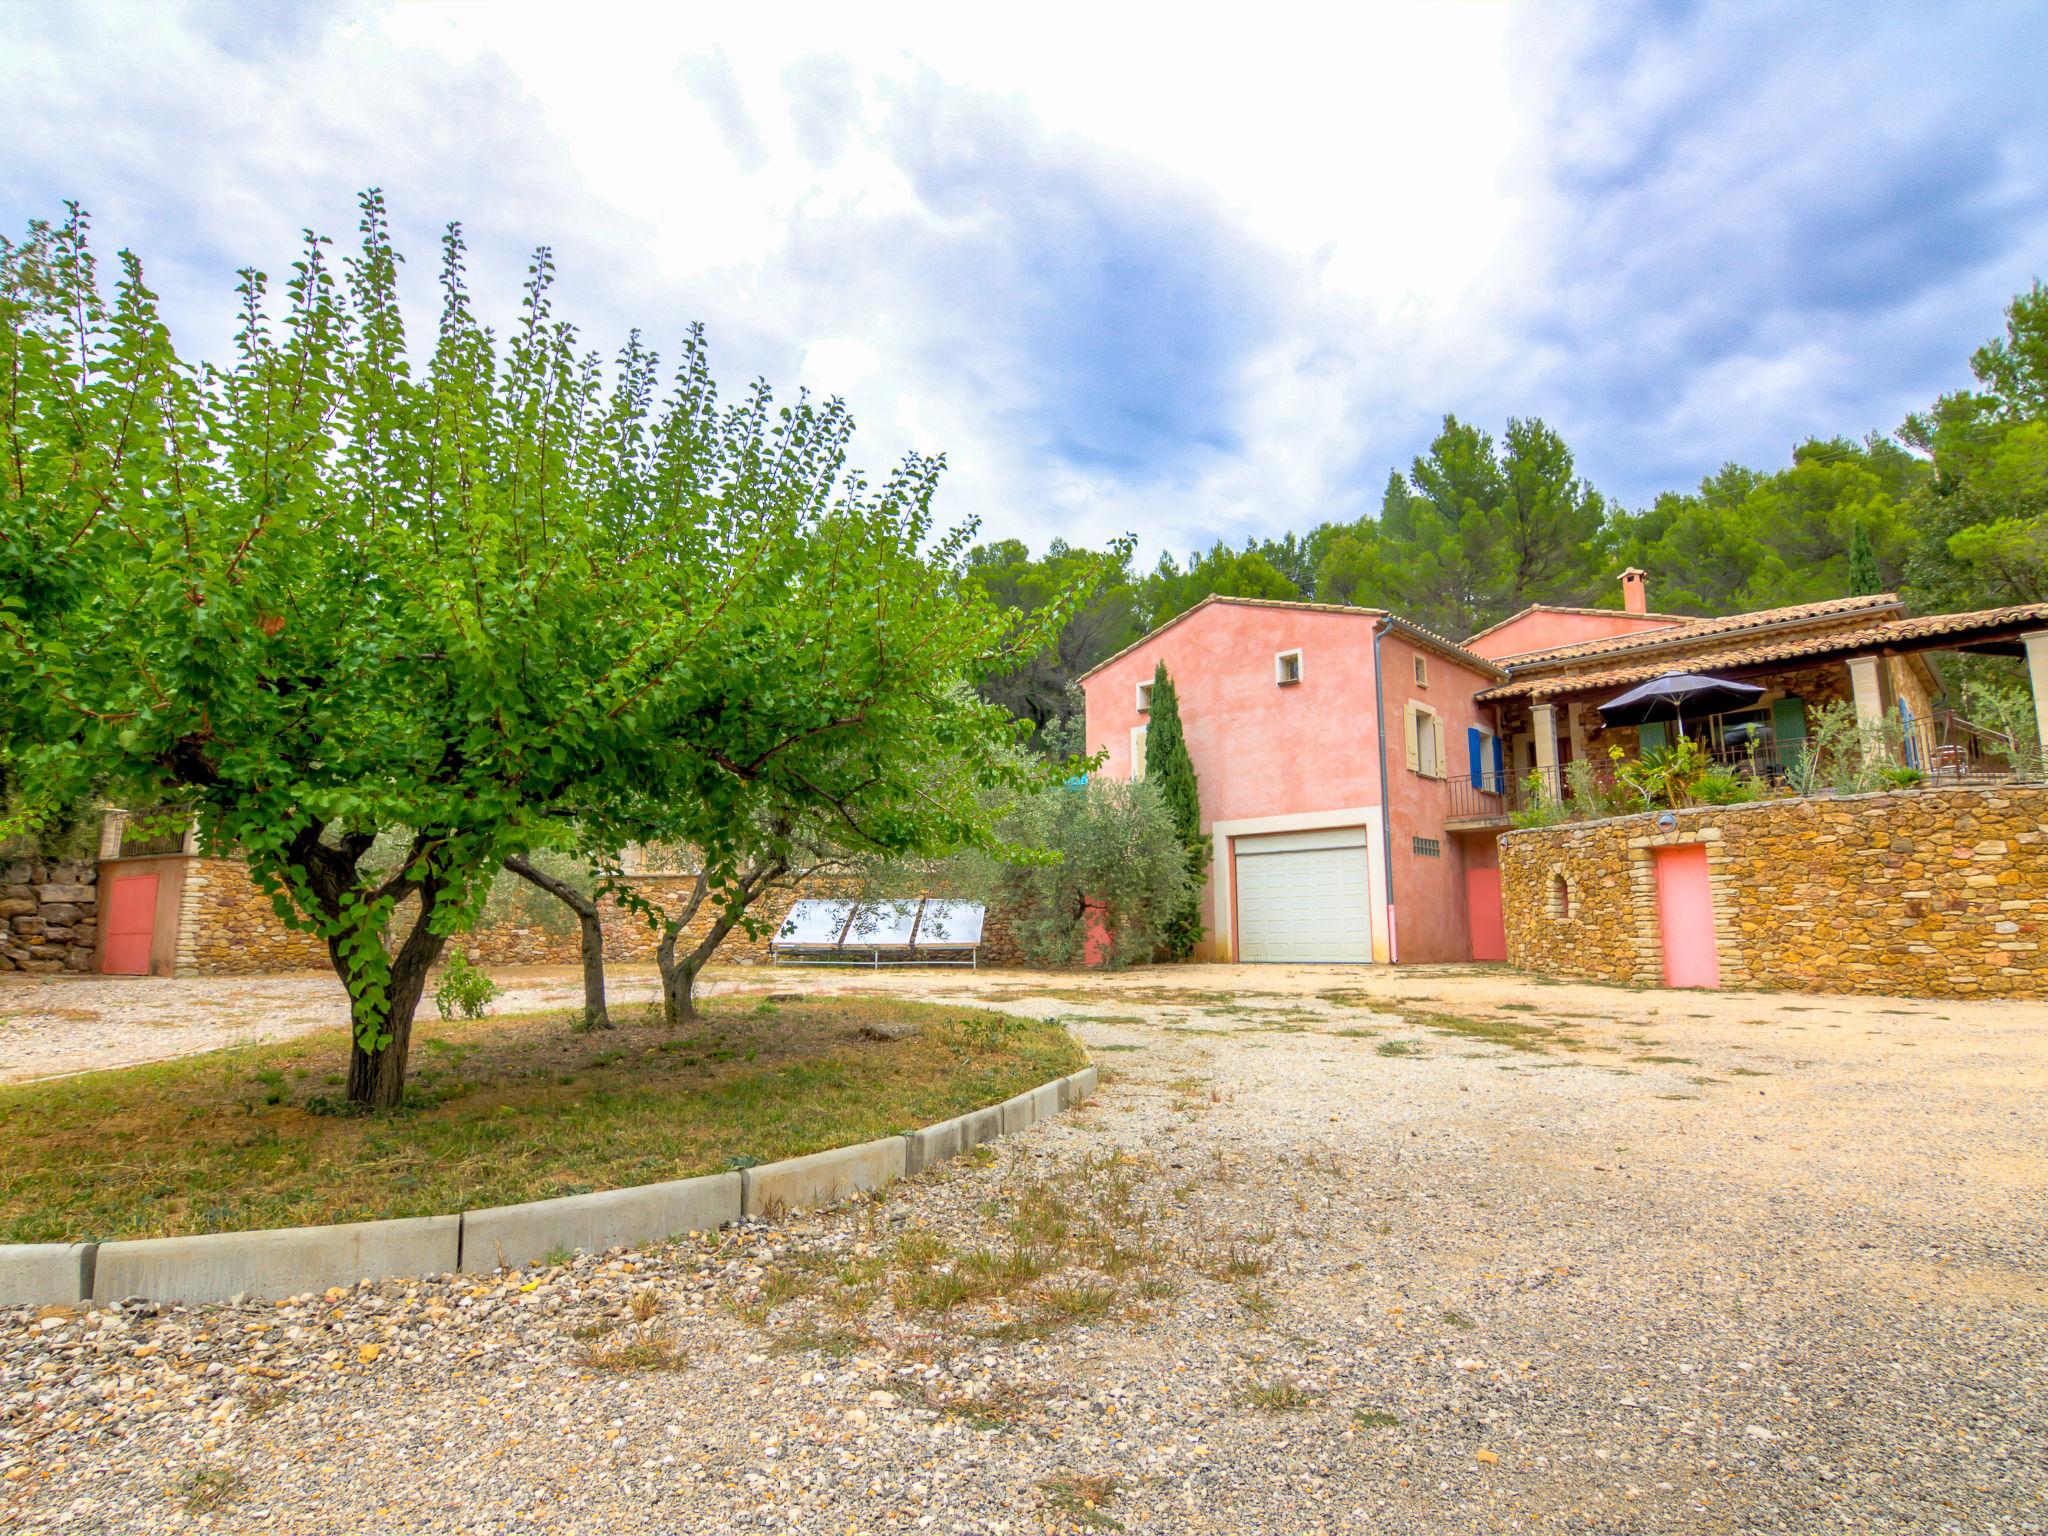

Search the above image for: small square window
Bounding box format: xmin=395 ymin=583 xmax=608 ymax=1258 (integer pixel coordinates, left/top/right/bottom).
xmin=1275 ymin=649 xmax=1303 ymax=686
xmin=1135 ymin=680 xmax=1153 ymax=714
xmin=1413 ymin=654 xmax=1429 ymax=687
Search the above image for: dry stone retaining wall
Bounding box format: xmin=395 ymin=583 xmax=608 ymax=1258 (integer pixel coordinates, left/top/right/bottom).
xmin=146 ymin=861 xmax=1024 ymax=977
xmin=1501 ymin=784 xmax=2048 ymax=998
xmin=0 ymin=857 xmax=98 ymax=974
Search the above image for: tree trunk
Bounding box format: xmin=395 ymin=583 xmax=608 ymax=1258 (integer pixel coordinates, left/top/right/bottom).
xmin=652 ymin=860 xmax=786 ymax=1024
xmin=338 ymin=911 xmax=447 ymax=1110
xmin=505 ymin=855 xmax=610 ymax=1029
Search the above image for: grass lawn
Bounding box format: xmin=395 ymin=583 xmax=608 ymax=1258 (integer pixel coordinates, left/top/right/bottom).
xmin=0 ymin=995 xmax=1084 ymax=1243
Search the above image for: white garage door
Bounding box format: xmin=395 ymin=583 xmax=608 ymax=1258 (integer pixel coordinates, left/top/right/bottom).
xmin=1235 ymin=827 xmax=1374 ymax=963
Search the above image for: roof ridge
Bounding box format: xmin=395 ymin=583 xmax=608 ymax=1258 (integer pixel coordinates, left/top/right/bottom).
xmin=1496 ymin=593 xmax=1903 ymax=671
xmin=1461 ymin=602 xmax=1696 ymax=646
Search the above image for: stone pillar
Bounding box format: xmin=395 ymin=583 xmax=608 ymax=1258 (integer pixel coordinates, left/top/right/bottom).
xmin=1846 ymin=655 xmax=1885 ymax=727
xmin=1531 ymin=702 xmax=1560 ymax=803
xmin=1567 ymin=700 xmax=1589 ymax=766
xmin=2024 ymin=631 xmax=2048 ymax=757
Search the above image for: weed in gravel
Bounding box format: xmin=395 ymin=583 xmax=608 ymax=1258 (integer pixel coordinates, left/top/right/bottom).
xmin=1038 ymin=1472 xmax=1123 ymax=1530
xmin=579 ymin=1333 xmax=690 ymax=1372
xmin=1094 ymin=1042 xmax=1146 ymax=1051
xmin=1199 ymin=1243 xmax=1272 ymax=1280
xmin=1440 ymin=1309 xmax=1476 ymax=1329
xmin=1136 ymin=1276 xmax=1181 ymax=1300
xmin=766 ymin=1322 xmax=874 ymax=1358
xmin=1411 ymin=1011 xmax=1569 ymax=1053
xmin=629 ymin=1290 xmax=661 ymax=1322
xmin=1376 ymin=1039 xmax=1424 ymax=1057
xmin=1239 ymin=1378 xmax=1318 ymax=1410
xmin=1236 ymin=1284 xmax=1276 ymax=1318
xmin=176 ymin=1466 xmax=244 ymax=1514
xmin=759 ymin=1268 xmax=819 ymax=1308
xmin=1035 ymin=1281 xmax=1120 ymax=1322
xmin=1353 ymin=1409 xmax=1401 ymax=1429
xmin=1332 ymin=1027 xmax=1379 ymax=1039
xmin=927 ymin=1379 xmax=1041 ymax=1429
xmin=719 ymin=1294 xmax=772 ymax=1327
xmin=1633 ymin=1054 xmax=1697 ymax=1065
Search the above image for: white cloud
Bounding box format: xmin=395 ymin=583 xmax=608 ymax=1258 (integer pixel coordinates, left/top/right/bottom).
xmin=5 ymin=0 xmax=2044 ymax=562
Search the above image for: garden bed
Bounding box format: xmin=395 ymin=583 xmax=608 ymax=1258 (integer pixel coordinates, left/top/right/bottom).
xmin=0 ymin=995 xmax=1084 ymax=1243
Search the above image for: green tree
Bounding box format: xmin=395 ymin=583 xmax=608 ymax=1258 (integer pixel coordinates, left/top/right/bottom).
xmin=961 ymin=538 xmax=1140 ymax=749
xmin=1368 ymin=416 xmax=1610 ymax=638
xmin=1141 ymin=663 xmax=1208 ymax=958
xmin=968 ymin=776 xmax=1193 ymax=969
xmin=1136 ymin=543 xmax=1297 ymax=629
xmin=1847 ymin=523 xmax=1883 ymax=596
xmin=0 ymin=198 xmax=1079 ymax=1106
xmin=1903 ymin=281 xmax=2048 ymax=607
xmin=1610 ymin=437 xmax=1921 ymax=612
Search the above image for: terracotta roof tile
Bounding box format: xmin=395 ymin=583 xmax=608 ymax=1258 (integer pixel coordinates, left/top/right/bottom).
xmin=1476 ymin=603 xmax=2048 ymax=702
xmin=1461 ymin=602 xmax=1697 ymax=648
xmin=1494 ymin=592 xmax=1903 ymax=669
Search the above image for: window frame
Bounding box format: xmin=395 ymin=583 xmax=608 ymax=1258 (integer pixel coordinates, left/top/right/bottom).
xmin=1413 ymin=653 xmax=1429 ymax=688
xmin=1135 ymin=679 xmax=1154 ymax=714
xmin=1274 ymin=648 xmax=1303 ymax=686
xmin=1404 ymin=700 xmax=1446 ymax=779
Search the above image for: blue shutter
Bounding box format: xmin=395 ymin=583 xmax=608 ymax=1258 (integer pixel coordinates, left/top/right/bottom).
xmin=1468 ymin=726 xmax=1483 ymax=789
xmin=1492 ymin=733 xmax=1505 ymax=792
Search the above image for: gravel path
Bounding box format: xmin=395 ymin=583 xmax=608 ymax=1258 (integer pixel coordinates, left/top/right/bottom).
xmin=4 ymin=965 xmax=2044 ymax=1533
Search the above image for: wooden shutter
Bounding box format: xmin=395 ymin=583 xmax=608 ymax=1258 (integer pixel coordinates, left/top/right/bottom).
xmin=1771 ymin=696 xmax=1807 ymax=747
xmin=1403 ymin=703 xmax=1420 ymax=772
xmin=1639 ymin=720 xmax=1669 ymax=753
xmin=1467 ymin=726 xmax=1483 ymax=789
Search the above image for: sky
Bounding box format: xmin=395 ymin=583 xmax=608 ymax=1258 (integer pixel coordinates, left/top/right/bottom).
xmin=4 ymin=1 xmax=2045 ymax=566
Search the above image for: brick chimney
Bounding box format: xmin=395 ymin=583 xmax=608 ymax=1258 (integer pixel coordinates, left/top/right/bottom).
xmin=1620 ymin=567 xmax=1648 ymax=615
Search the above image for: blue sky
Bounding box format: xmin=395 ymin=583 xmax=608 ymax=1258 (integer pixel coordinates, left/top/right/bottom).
xmin=4 ymin=1 xmax=2044 ymax=563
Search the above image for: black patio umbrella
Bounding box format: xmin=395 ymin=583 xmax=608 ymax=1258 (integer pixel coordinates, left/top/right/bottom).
xmin=1596 ymin=671 xmax=1765 ymax=738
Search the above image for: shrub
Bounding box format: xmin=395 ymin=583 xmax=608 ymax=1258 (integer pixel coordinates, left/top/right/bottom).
xmin=980 ymin=777 xmax=1195 ymax=968
xmin=433 ymin=952 xmax=499 ymax=1021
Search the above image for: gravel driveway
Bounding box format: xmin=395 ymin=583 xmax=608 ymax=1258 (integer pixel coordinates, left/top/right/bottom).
xmin=4 ymin=964 xmax=2044 ymax=1534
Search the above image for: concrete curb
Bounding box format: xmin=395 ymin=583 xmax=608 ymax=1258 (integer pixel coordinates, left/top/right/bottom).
xmin=3 ymin=1056 xmax=1099 ymax=1306
xmin=743 ymin=1136 xmax=907 ymax=1217
xmin=460 ymin=1173 xmax=741 ymax=1274
xmin=0 ymin=1242 xmax=94 ymax=1308
xmin=92 ymin=1216 xmax=460 ymax=1307
xmin=902 ymin=1104 xmax=1003 ymax=1177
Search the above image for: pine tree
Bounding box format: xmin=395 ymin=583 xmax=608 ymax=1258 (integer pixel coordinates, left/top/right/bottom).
xmin=1143 ymin=663 xmax=1209 ymax=959
xmin=1847 ymin=523 xmax=1884 ymax=596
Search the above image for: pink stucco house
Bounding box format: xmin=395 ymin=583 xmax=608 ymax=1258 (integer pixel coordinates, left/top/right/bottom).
xmin=1080 ymin=574 xmax=2048 ymax=967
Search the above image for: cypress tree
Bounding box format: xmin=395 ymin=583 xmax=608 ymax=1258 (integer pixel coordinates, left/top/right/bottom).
xmin=1143 ymin=662 xmax=1209 ymax=959
xmin=1847 ymin=523 xmax=1884 ymax=596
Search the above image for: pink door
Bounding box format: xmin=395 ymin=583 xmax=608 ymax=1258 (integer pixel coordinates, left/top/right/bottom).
xmin=1653 ymin=845 xmax=1719 ymax=988
xmin=1465 ymin=865 xmax=1506 ymax=962
xmin=102 ymin=874 xmax=159 ymax=975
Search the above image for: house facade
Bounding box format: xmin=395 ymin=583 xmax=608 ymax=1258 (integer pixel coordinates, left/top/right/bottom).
xmin=1081 ymin=576 xmax=2048 ymax=970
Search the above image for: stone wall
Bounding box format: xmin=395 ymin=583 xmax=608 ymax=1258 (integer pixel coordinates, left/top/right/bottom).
xmin=0 ymin=857 xmax=98 ymax=974
xmin=160 ymin=861 xmax=1025 ymax=977
xmin=1501 ymin=784 xmax=2048 ymax=998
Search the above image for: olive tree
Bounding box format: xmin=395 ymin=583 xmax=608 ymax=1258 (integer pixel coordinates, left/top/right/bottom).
xmin=0 ymin=196 xmax=1087 ymax=1106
